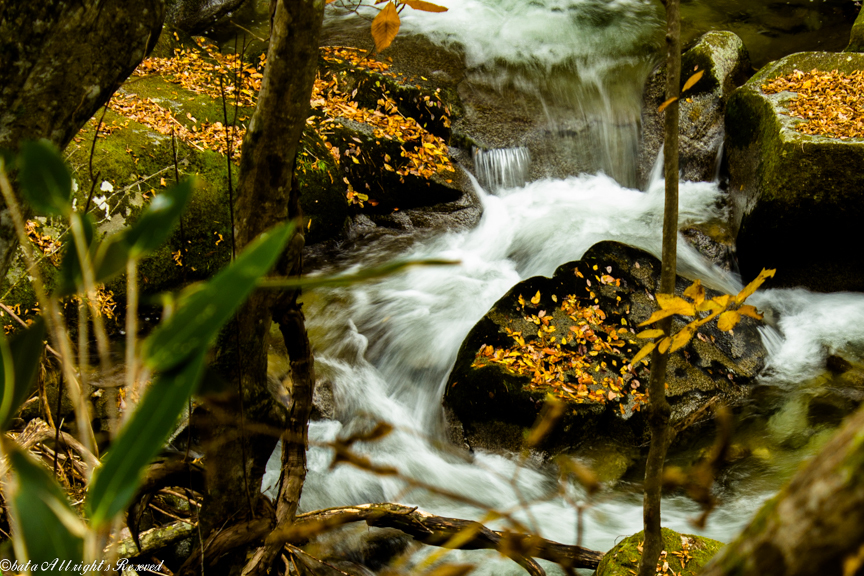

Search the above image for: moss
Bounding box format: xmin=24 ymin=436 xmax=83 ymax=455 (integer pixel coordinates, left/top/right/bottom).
xmin=726 ymin=51 xmax=864 ymax=291
xmin=845 ymin=7 xmax=864 ymax=53
xmin=594 ymin=527 xmax=724 ymax=576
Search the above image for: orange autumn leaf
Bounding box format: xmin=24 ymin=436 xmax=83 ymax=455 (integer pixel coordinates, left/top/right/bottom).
xmin=371 ymin=2 xmax=401 ymax=53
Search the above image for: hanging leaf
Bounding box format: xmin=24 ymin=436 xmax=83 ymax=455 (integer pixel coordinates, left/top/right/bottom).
xmin=143 ymin=222 xmax=293 ymax=372
xmin=18 ymin=140 xmax=73 ymax=217
xmin=658 ymin=97 xmax=678 ymax=113
xmin=656 ymin=294 xmax=696 ymax=316
xmin=717 ymin=310 xmax=741 ymax=332
xmin=56 ymin=212 xmax=97 ymax=297
xmin=0 ymin=318 xmax=45 ymax=432
xmin=736 ymin=269 xmax=776 ymax=304
xmin=636 ymin=329 xmax=665 ymax=339
xmin=6 ymin=443 xmax=85 ymax=568
xmin=738 ymin=304 xmax=764 ymax=320
xmin=638 ymin=308 xmax=680 ymax=326
xmin=403 ymin=0 xmax=448 ymax=12
xmin=696 ymin=298 xmax=723 ymax=313
xmin=657 ymin=336 xmax=672 ymax=355
xmin=371 ymin=2 xmax=401 ymax=53
xmin=93 ymin=180 xmax=195 ymax=284
xmin=683 ymin=279 xmax=705 ymax=305
xmin=682 ymin=70 xmax=705 ymax=93
xmin=631 ymin=342 xmax=656 ymax=366
xmin=87 ymin=351 xmax=206 ymax=526
xmin=668 ymin=325 xmax=696 ymax=353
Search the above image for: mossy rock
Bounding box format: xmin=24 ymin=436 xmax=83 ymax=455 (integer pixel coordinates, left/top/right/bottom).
xmin=320 ymin=54 xmax=460 ymax=142
xmin=726 ymin=51 xmax=864 ymax=292
xmin=594 ymin=527 xmax=724 ymax=576
xmin=639 ymin=31 xmax=751 ymax=187
xmin=845 ymin=7 xmax=864 ymax=52
xmin=444 ymin=241 xmax=766 ymax=453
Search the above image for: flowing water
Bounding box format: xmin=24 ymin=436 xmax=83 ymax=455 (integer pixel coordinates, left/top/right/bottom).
xmin=256 ymin=0 xmax=864 ymax=572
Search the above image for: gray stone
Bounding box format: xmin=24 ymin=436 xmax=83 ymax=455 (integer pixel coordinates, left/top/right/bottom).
xmin=638 ymin=31 xmax=751 ymax=188
xmin=725 ymin=51 xmax=864 ymax=292
xmin=443 ymin=241 xmax=766 ymax=454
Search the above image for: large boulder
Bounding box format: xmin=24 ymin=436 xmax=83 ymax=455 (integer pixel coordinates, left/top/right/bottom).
xmin=725 ymin=51 xmax=864 ymax=292
xmin=846 ymin=7 xmax=864 ymax=52
xmin=638 ymin=31 xmax=751 ymax=188
xmin=594 ymin=527 xmax=724 ymax=576
xmin=443 ymin=241 xmax=766 ymax=453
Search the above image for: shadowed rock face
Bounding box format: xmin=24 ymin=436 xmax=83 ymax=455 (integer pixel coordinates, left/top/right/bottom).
xmin=726 ymin=51 xmax=864 ymax=292
xmin=638 ymin=31 xmax=752 ymax=188
xmin=444 ymin=241 xmax=765 ymax=454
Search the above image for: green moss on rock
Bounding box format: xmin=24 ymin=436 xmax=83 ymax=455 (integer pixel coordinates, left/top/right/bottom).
xmin=726 ymin=51 xmax=864 ymax=292
xmin=845 ymin=8 xmax=864 ymax=53
xmin=594 ymin=528 xmax=724 ymax=576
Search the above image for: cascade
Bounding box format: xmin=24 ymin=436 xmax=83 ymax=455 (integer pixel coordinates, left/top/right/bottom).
xmin=473 ymin=147 xmax=531 ymax=191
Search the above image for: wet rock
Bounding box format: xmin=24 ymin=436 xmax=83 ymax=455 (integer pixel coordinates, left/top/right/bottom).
xmin=726 ymin=51 xmax=864 ymax=292
xmin=166 ymin=0 xmax=251 ymax=36
xmin=443 ymin=241 xmax=766 ymax=453
xmin=594 ymin=527 xmax=724 ymax=576
xmin=639 ymin=31 xmax=752 ymax=188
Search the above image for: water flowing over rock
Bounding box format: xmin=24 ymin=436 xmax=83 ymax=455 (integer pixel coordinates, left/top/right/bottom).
xmin=444 ymin=241 xmax=766 ymax=453
xmin=638 ymin=31 xmax=751 ymax=188
xmin=473 ymin=147 xmax=531 ymax=192
xmin=726 ymin=51 xmax=864 ymax=292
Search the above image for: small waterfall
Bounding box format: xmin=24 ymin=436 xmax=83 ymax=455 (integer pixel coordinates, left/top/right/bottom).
xmin=474 ymin=146 xmax=531 ymax=192
xmin=473 ymin=146 xmax=531 ymax=191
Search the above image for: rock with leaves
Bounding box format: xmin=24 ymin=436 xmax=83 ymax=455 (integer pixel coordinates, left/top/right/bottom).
xmin=444 ymin=241 xmax=766 ymax=453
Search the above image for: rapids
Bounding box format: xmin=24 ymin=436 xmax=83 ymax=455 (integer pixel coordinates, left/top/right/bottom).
xmin=257 ymin=0 xmax=864 ymax=572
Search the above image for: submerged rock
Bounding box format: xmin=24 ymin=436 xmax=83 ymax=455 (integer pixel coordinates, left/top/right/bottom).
xmin=594 ymin=527 xmax=724 ymax=576
xmin=726 ymin=51 xmax=864 ymax=292
xmin=639 ymin=31 xmax=751 ymax=187
xmin=443 ymin=241 xmax=766 ymax=453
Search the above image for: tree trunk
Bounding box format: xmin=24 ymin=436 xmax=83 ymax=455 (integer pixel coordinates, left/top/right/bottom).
xmin=638 ymin=1 xmax=680 ymax=575
xmin=196 ymin=0 xmax=324 ymax=571
xmin=700 ymin=405 xmax=864 ymax=576
xmin=0 ymin=0 xmax=165 ymax=277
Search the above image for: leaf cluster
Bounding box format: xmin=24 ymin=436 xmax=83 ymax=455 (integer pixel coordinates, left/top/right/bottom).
xmin=630 ymin=270 xmax=775 ymax=366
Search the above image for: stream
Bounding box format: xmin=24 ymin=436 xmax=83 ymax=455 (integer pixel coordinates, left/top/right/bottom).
xmin=252 ymin=0 xmax=864 ymax=572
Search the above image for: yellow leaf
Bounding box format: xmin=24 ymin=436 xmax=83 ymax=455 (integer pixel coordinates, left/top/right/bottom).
xmin=656 ymin=294 xmax=696 ymax=316
xmin=717 ymin=310 xmax=741 ymax=332
xmin=738 ymin=304 xmax=763 ymax=320
xmin=668 ymin=325 xmax=695 ymax=353
xmin=531 ymin=291 xmax=541 ymax=305
xmin=403 ymin=0 xmax=448 ymax=12
xmin=658 ymin=97 xmax=678 ymax=113
xmin=638 ymin=308 xmax=679 ymax=326
xmin=682 ymin=69 xmax=705 ymax=93
xmin=371 ymin=2 xmax=401 ymax=53
xmin=736 ymin=269 xmax=776 ymax=304
xmin=696 ymin=299 xmax=722 ymax=312
xmin=712 ymin=294 xmax=732 ymax=308
xmin=683 ymin=279 xmax=705 ymax=305
xmin=657 ymin=336 xmax=672 ymax=354
xmin=160 ymin=177 xmax=167 ymax=187
xmin=636 ymin=329 xmax=665 ymax=339
xmin=631 ymin=342 xmax=656 ymax=366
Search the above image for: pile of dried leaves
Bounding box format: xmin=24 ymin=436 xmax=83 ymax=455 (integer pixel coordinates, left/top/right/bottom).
xmin=111 ymin=39 xmax=454 ymax=191
xmin=472 ymin=266 xmax=648 ymax=412
xmin=762 ymin=68 xmax=864 ymax=139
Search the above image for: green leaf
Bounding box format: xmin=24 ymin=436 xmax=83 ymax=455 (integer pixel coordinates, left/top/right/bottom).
xmin=18 ymin=140 xmax=72 ymax=217
xmin=56 ymin=212 xmax=96 ymax=297
xmin=125 ymin=179 xmax=194 ymax=258
xmin=93 ymin=180 xmax=195 ymax=283
xmin=0 ymin=318 xmax=45 ymax=431
xmin=86 ymin=351 xmax=206 ymax=526
xmin=6 ymin=443 xmax=85 ymax=568
xmin=143 ymin=222 xmax=294 ymax=372
xmin=256 ymin=258 xmax=458 ymax=290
